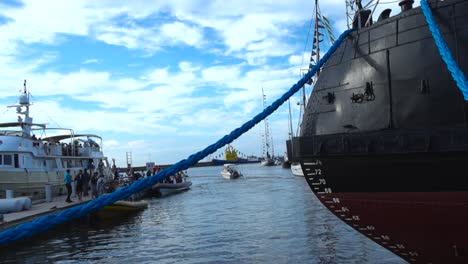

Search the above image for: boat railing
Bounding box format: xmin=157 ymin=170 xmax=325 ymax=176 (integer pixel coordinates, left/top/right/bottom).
xmin=23 ymin=140 xmax=103 ymax=158
xmin=0 ymin=130 xmax=28 ymax=137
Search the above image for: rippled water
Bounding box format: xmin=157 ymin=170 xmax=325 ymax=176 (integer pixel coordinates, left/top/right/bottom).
xmin=1 ymin=164 xmax=406 ymax=263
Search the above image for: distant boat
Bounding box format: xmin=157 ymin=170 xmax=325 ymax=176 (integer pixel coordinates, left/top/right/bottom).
xmin=211 ymin=144 xmax=260 ymax=165
xmin=290 ymin=162 xmax=304 ymax=177
xmin=261 ymin=87 xmax=275 ymax=166
xmin=0 ymin=80 xmax=114 ymax=200
xmin=260 ymin=156 xmax=274 ymax=166
xmin=282 ymin=151 xmax=291 ymax=168
xmin=220 ymin=164 xmax=242 ymax=179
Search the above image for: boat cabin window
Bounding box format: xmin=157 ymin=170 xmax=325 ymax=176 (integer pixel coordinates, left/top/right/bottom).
xmin=0 ymin=154 xmax=14 ymax=167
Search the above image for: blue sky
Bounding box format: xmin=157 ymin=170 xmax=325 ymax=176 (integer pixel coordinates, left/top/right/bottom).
xmin=0 ymin=0 xmax=405 ymax=167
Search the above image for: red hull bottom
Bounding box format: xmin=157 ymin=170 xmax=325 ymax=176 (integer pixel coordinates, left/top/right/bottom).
xmin=317 ymin=192 xmax=468 ymax=263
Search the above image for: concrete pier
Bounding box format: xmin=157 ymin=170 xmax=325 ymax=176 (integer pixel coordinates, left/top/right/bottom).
xmin=0 ymin=194 xmax=94 ymax=232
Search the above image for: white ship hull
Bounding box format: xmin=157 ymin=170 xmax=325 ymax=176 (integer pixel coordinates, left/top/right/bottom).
xmin=0 ymin=81 xmax=114 ymax=200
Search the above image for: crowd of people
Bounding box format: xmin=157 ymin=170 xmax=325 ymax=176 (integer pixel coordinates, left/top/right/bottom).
xmin=63 ymin=163 xmax=189 ymax=203
xmin=63 ymin=168 xmax=108 ymax=203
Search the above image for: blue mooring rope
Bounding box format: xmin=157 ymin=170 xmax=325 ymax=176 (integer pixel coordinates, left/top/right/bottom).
xmin=420 ymin=0 xmax=468 ymax=100
xmin=0 ymin=28 xmax=353 ymax=245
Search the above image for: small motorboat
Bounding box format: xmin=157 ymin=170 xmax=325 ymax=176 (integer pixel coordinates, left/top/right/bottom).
xmin=150 ymin=171 xmax=192 ymax=197
xmin=290 ymin=162 xmax=304 ymax=177
xmin=220 ymin=164 xmax=242 ymax=179
xmin=96 ymin=200 xmax=148 ymax=218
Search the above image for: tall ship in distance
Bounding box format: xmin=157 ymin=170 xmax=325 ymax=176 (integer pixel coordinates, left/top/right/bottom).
xmin=211 ymin=144 xmax=260 ymax=165
xmin=288 ymin=0 xmax=468 ymax=263
xmin=0 ymin=80 xmax=114 ymax=200
xmin=261 ymin=87 xmax=275 ymax=166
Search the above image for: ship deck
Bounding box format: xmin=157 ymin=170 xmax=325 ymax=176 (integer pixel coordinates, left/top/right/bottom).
xmin=0 ymin=194 xmax=93 ymax=231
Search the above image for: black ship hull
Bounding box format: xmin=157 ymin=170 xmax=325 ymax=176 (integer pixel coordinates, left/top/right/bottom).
xmin=299 ymin=152 xmax=468 ymax=263
xmin=290 ymin=0 xmax=468 ymax=262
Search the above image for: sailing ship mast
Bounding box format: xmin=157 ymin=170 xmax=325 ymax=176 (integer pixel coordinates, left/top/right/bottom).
xmin=298 ymin=0 xmax=335 ymax=135
xmin=261 ymin=86 xmax=271 ymax=159
xmin=288 ymin=0 xmax=336 ymax=175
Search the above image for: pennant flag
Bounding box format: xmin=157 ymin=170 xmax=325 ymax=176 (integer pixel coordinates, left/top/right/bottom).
xmin=322 ymin=16 xmax=331 ymax=25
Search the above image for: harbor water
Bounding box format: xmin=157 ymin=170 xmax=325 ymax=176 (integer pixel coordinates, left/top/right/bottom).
xmin=0 ymin=164 xmax=405 ymax=263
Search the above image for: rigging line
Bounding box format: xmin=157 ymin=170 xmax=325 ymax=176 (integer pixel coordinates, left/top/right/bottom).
xmin=294 ymin=2 xmax=321 ymax=137
xmin=379 ymin=0 xmax=400 ymax=4
xmin=0 ymin=92 xmax=22 ymax=119
xmin=299 ymin=3 xmax=317 ymax=74
xmin=0 ymin=108 xmax=11 ymax=119
xmin=363 ymin=0 xmax=376 ymax=9
xmin=28 ymin=93 xmax=62 ymax=128
xmin=365 ymin=0 xmax=380 ymax=27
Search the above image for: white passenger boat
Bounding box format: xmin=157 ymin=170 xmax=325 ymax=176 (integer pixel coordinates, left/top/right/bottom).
xmin=0 ymin=80 xmax=114 ymax=200
xmin=220 ymin=164 xmax=242 ymax=179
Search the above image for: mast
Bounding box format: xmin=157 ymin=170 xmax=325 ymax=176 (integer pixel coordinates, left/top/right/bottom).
xmin=7 ymin=80 xmax=33 ymax=136
xmin=310 ymin=0 xmax=322 ymax=79
xmin=345 ymin=0 xmax=355 ymax=29
xmin=314 ymin=0 xmax=320 ymax=76
xmin=287 ymin=99 xmax=294 ymax=140
xmin=262 ymin=86 xmax=271 ymax=159
xmin=271 ymin=135 xmax=275 ymax=158
xmin=298 ymin=0 xmax=323 ymax=136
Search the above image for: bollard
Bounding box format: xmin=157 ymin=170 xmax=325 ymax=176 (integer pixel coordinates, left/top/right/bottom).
xmin=45 ymin=184 xmax=52 ymax=202
xmin=5 ymin=189 xmax=13 ymax=199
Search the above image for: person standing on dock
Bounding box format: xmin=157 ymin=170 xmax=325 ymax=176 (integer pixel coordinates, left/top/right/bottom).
xmin=75 ymin=169 xmax=84 ymax=201
xmin=90 ymin=172 xmax=98 ymax=198
xmin=82 ymin=169 xmax=90 ymax=197
xmin=96 ymin=174 xmax=105 ymax=197
xmin=64 ymin=169 xmax=73 ymax=203
xmin=83 ymin=169 xmax=91 ymax=197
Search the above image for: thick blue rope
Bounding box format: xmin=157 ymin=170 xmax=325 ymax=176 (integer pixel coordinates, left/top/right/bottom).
xmin=420 ymin=0 xmax=468 ymax=100
xmin=0 ymin=28 xmax=354 ymax=245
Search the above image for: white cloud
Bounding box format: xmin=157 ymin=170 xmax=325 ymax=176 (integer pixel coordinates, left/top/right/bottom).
xmin=202 ymin=65 xmax=241 ymax=84
xmin=160 ymin=21 xmax=203 ymax=47
xmin=82 ymin=58 xmax=99 ymax=64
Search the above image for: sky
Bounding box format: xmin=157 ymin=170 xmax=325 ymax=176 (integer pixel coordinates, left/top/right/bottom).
xmin=0 ymin=0 xmax=407 ymax=167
